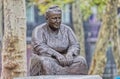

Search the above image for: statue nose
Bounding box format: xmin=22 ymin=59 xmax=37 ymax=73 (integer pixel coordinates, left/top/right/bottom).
xmin=56 ymin=19 xmax=61 ymax=23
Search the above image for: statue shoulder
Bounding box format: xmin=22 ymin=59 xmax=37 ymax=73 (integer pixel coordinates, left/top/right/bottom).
xmin=61 ymin=24 xmax=73 ymax=32
xmin=33 ymin=23 xmax=47 ymax=33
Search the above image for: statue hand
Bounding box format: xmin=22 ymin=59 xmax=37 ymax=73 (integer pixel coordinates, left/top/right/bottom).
xmin=56 ymin=53 xmax=67 ymax=67
xmin=66 ymin=53 xmax=73 ymax=66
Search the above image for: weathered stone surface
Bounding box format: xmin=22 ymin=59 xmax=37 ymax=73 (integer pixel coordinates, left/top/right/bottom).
xmin=14 ymin=75 xmax=102 ymax=79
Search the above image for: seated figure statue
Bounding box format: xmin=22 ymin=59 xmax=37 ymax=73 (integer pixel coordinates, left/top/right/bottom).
xmin=30 ymin=5 xmax=88 ymax=76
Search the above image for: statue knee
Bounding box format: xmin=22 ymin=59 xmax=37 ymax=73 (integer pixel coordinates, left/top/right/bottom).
xmin=76 ymin=56 xmax=88 ymax=67
xmin=40 ymin=57 xmax=55 ymax=66
xmin=77 ymin=56 xmax=88 ymax=74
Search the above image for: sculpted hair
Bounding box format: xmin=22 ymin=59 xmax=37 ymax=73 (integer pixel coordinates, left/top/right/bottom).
xmin=45 ymin=5 xmax=62 ymax=19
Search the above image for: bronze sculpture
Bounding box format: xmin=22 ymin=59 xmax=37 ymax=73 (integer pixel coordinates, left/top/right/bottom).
xmin=30 ymin=5 xmax=88 ymax=76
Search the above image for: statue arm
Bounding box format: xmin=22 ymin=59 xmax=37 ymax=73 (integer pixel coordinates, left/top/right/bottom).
xmin=31 ymin=27 xmax=60 ymax=57
xmin=67 ymin=28 xmax=80 ymax=56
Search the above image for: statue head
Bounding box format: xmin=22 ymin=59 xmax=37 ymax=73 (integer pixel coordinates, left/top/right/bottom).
xmin=45 ymin=5 xmax=62 ymax=31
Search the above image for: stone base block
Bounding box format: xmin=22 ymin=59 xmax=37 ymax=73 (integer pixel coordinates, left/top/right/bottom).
xmin=14 ymin=75 xmax=102 ymax=79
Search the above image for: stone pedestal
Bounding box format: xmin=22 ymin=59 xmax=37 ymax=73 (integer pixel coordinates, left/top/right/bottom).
xmin=14 ymin=75 xmax=102 ymax=79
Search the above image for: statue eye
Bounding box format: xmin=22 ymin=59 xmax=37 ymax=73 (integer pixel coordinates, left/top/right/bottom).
xmin=58 ymin=17 xmax=61 ymax=19
xmin=51 ymin=17 xmax=57 ymax=20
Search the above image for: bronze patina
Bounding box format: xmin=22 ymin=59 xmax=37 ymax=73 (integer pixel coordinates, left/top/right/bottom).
xmin=30 ymin=5 xmax=88 ymax=75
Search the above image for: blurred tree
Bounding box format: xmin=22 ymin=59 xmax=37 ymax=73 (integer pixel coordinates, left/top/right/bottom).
xmin=0 ymin=0 xmax=3 ymax=76
xmin=79 ymin=0 xmax=107 ymax=20
xmin=89 ymin=0 xmax=120 ymax=76
xmin=26 ymin=0 xmax=107 ymax=19
xmin=72 ymin=0 xmax=107 ymax=58
xmin=118 ymin=0 xmax=120 ymax=7
xmin=111 ymin=0 xmax=120 ymax=75
xmin=72 ymin=0 xmax=85 ymax=57
xmin=0 ymin=0 xmax=2 ymax=39
xmin=1 ymin=0 xmax=27 ymax=79
xmin=27 ymin=0 xmax=74 ymax=14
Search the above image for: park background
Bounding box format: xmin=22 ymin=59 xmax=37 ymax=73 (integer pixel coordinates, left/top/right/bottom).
xmin=0 ymin=0 xmax=120 ymax=79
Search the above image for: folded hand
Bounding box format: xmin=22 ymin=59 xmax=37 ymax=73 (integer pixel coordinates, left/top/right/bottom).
xmin=65 ymin=53 xmax=73 ymax=66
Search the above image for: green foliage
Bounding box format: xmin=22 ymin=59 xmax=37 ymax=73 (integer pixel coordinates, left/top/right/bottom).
xmin=28 ymin=0 xmax=74 ymax=15
xmin=79 ymin=0 xmax=92 ymax=20
xmin=26 ymin=0 xmax=108 ymax=19
xmin=79 ymin=0 xmax=108 ymax=20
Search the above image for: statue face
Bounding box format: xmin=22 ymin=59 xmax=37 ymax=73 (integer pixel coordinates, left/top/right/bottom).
xmin=47 ymin=12 xmax=61 ymax=30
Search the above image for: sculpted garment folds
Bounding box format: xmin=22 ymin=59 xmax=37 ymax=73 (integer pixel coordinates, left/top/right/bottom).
xmin=30 ymin=5 xmax=88 ymax=75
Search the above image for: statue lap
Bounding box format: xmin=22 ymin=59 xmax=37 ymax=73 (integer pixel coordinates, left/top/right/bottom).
xmin=30 ymin=54 xmax=88 ymax=76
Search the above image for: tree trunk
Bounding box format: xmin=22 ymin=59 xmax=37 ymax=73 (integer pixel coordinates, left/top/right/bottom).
xmin=0 ymin=0 xmax=3 ymax=76
xmin=118 ymin=0 xmax=120 ymax=7
xmin=0 ymin=0 xmax=2 ymax=39
xmin=1 ymin=0 xmax=27 ymax=79
xmin=111 ymin=0 xmax=120 ymax=75
xmin=72 ymin=0 xmax=85 ymax=57
xmin=88 ymin=0 xmax=118 ymax=76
